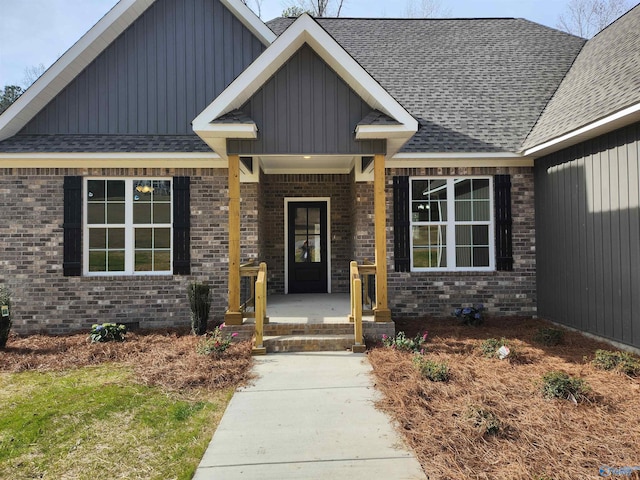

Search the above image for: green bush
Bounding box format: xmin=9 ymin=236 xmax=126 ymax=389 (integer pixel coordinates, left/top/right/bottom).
xmin=533 ymin=327 xmax=565 ymax=346
xmin=466 ymin=405 xmax=501 ymax=436
xmin=592 ymin=349 xmax=640 ymax=376
xmin=382 ymin=331 xmax=428 ymax=353
xmin=196 ymin=325 xmax=238 ymax=356
xmin=413 ymin=355 xmax=450 ymax=382
xmin=89 ymin=323 xmax=127 ymax=343
xmin=188 ymin=282 xmax=211 ymax=335
xmin=541 ymin=371 xmax=590 ymax=402
xmin=0 ymin=286 xmax=12 ymax=348
xmin=481 ymin=337 xmax=508 ymax=357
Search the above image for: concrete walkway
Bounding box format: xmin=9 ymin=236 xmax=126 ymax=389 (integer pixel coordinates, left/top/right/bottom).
xmin=193 ymin=352 xmax=427 ymax=480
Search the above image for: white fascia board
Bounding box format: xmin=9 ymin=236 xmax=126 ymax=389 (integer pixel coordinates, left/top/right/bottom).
xmin=355 ymin=124 xmax=415 ymax=139
xmin=388 ymin=156 xmax=534 ymax=168
xmin=199 ymin=123 xmax=258 ymax=138
xmin=523 ymin=102 xmax=640 ymax=157
xmin=0 ymin=0 xmax=154 ymax=141
xmin=393 ymin=152 xmax=524 ymax=159
xmin=192 ymin=14 xmax=417 ymax=137
xmin=220 ymin=0 xmax=276 ymax=46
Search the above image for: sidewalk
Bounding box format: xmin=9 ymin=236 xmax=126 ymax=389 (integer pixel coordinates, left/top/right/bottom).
xmin=193 ymin=351 xmax=427 ymax=480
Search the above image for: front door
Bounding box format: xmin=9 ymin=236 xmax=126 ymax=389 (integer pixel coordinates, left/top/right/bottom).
xmin=287 ymin=201 xmax=328 ymax=293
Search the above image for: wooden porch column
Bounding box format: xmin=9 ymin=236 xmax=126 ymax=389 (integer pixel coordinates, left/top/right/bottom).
xmin=225 ymin=154 xmax=243 ymax=325
xmin=374 ymin=153 xmax=391 ymax=322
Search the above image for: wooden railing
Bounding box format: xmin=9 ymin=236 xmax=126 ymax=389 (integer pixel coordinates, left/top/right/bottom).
xmin=359 ymin=259 xmax=376 ymax=315
xmin=240 ymin=260 xmax=260 ymax=319
xmin=252 ymin=262 xmax=267 ymax=355
xmin=349 ymin=261 xmax=365 ymax=353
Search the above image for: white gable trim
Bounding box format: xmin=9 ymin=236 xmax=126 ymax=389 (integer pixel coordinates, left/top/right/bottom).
xmin=220 ymin=0 xmax=276 ymax=45
xmin=523 ymin=102 xmax=640 ymax=157
xmin=193 ymin=14 xmax=418 ymax=158
xmin=0 ymin=0 xmax=274 ymax=142
xmin=0 ymin=0 xmax=154 ymax=141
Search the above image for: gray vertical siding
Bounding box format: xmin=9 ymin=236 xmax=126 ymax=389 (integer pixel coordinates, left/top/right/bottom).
xmin=228 ymin=44 xmax=386 ymax=156
xmin=535 ymin=121 xmax=640 ymax=349
xmin=21 ymin=0 xmax=264 ymax=136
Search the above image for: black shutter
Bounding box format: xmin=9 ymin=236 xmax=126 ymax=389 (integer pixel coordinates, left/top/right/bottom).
xmin=494 ymin=174 xmax=513 ymax=271
xmin=173 ymin=176 xmax=191 ymax=275
xmin=393 ymin=176 xmax=411 ymax=272
xmin=63 ymin=176 xmax=82 ymax=276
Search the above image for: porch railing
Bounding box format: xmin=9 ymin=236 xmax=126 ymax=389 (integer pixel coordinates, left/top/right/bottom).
xmin=359 ymin=259 xmax=376 ymax=315
xmin=240 ymin=260 xmax=261 ymax=320
xmin=252 ymin=261 xmax=267 ymax=355
xmin=349 ymin=261 xmax=365 ymax=353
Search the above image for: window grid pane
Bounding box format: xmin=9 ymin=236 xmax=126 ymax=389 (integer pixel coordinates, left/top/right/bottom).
xmin=86 ymin=179 xmax=172 ymax=275
xmin=411 ymin=178 xmax=492 ymax=270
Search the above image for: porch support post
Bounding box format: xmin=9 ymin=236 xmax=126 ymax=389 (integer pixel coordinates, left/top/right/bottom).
xmin=374 ymin=153 xmax=391 ymax=322
xmin=225 ymin=154 xmax=243 ymax=325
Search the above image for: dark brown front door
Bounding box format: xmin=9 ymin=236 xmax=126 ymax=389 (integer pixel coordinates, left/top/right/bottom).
xmin=287 ymin=201 xmax=328 ymax=293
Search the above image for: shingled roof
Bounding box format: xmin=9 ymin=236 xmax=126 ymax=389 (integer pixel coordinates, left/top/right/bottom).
xmin=0 ymin=134 xmax=211 ymax=153
xmin=523 ymin=4 xmax=640 ymax=150
xmin=267 ymin=17 xmax=585 ymax=153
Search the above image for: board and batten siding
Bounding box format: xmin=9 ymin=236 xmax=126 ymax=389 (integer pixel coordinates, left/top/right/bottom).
xmin=21 ymin=0 xmax=264 ymax=136
xmin=228 ymin=44 xmax=386 ymax=156
xmin=535 ymin=121 xmax=640 ymax=349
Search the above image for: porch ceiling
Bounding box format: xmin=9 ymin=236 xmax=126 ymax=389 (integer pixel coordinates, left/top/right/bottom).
xmin=258 ymin=154 xmax=357 ymax=174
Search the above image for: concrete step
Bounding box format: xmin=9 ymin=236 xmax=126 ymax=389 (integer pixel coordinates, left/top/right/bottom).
xmin=264 ymin=323 xmax=354 ymax=336
xmin=263 ymin=334 xmax=355 ymax=353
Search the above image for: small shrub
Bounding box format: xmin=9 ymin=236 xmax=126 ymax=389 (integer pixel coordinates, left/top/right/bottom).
xmin=466 ymin=405 xmax=501 ymax=436
xmin=0 ymin=286 xmax=12 ymax=348
xmin=196 ymin=324 xmax=238 ymax=356
xmin=481 ymin=337 xmax=507 ymax=357
xmin=188 ymin=282 xmax=211 ymax=335
xmin=413 ymin=355 xmax=450 ymax=382
xmin=90 ymin=323 xmax=127 ymax=343
xmin=534 ymin=327 xmax=565 ymax=346
xmin=541 ymin=371 xmax=590 ymax=402
xmin=382 ymin=331 xmax=428 ymax=353
xmin=592 ymin=349 xmax=640 ymax=376
xmin=453 ymin=304 xmax=484 ymax=326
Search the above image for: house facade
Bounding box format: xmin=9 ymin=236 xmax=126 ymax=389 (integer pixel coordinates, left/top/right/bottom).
xmin=0 ymin=0 xmax=638 ymax=350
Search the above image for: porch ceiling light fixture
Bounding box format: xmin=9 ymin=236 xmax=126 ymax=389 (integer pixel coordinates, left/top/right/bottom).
xmin=303 ymin=155 xmax=311 ymax=159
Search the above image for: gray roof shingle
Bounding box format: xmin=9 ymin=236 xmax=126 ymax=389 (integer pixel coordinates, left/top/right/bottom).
xmin=269 ymin=17 xmax=585 ymax=153
xmin=357 ymin=110 xmax=401 ymax=126
xmin=523 ymin=5 xmax=640 ymax=150
xmin=0 ymin=134 xmax=211 ymax=153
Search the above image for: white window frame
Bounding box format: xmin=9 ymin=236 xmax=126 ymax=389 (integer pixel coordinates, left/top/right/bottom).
xmin=409 ymin=176 xmax=495 ymax=272
xmin=83 ymin=177 xmax=173 ymax=276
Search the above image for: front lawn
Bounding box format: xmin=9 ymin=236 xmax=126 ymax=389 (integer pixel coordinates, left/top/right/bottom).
xmin=369 ymin=317 xmax=640 ymax=480
xmin=0 ymin=330 xmax=252 ymax=479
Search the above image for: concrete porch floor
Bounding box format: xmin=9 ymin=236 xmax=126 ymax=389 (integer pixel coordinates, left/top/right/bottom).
xmin=260 ymin=293 xmax=374 ymax=324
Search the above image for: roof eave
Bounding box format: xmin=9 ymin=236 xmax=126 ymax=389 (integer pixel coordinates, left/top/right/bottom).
xmin=523 ymin=102 xmax=640 ymax=158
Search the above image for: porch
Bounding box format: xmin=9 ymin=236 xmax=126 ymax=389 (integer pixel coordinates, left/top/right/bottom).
xmin=237 ymin=292 xmax=395 ymax=354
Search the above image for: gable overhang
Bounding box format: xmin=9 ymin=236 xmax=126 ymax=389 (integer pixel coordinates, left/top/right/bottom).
xmin=192 ymin=14 xmax=418 ymax=160
xmin=0 ymin=0 xmax=274 ymax=143
xmin=523 ymin=102 xmax=640 ymax=158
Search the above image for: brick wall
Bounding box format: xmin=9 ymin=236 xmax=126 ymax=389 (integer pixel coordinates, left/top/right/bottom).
xmin=258 ymin=172 xmax=355 ymax=294
xmin=384 ymin=166 xmax=537 ymax=318
xmin=0 ymin=167 xmax=249 ymax=334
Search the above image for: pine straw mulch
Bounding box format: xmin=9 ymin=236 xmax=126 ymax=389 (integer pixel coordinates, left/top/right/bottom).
xmin=0 ymin=329 xmax=253 ymax=392
xmin=368 ymin=316 xmax=640 ymax=480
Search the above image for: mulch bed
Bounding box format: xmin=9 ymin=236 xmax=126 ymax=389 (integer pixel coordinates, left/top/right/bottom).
xmin=368 ymin=316 xmax=640 ymax=480
xmin=0 ymin=329 xmax=253 ymax=391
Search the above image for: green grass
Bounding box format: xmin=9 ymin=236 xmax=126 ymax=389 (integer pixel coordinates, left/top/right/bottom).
xmin=0 ymin=364 xmax=233 ymax=480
